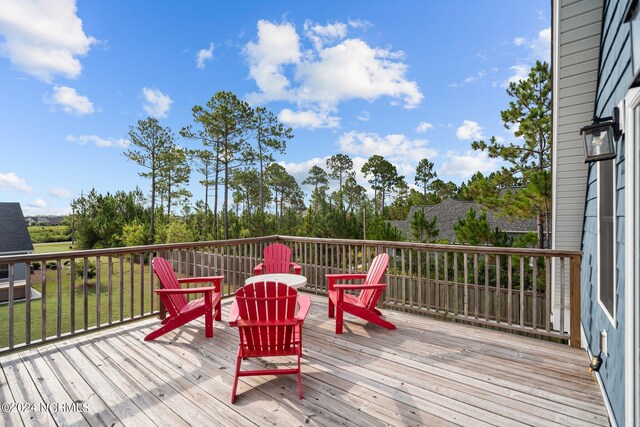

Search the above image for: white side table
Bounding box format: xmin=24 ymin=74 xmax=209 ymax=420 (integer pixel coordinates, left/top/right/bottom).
xmin=244 ymin=273 xmax=307 ymax=289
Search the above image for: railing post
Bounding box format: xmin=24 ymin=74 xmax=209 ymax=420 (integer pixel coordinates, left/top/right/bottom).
xmin=569 ymin=255 xmax=581 ymax=348
xmin=158 ymin=249 xmax=167 ymax=320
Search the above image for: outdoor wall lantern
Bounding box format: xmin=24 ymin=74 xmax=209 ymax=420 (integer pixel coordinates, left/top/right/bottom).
xmin=625 ymin=0 xmax=640 ymax=87
xmin=580 ymin=108 xmax=619 ymax=163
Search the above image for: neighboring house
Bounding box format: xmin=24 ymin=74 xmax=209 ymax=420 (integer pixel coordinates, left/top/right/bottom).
xmin=0 ymin=203 xmax=34 ymax=301
xmin=388 ymin=198 xmax=536 ymax=243
xmin=553 ymin=0 xmax=639 ymax=424
xmin=25 ymin=216 xmax=64 ymax=226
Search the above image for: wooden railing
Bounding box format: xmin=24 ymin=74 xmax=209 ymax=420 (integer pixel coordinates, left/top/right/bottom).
xmin=0 ymin=235 xmax=581 ymax=354
xmin=276 ymin=237 xmax=581 ymax=347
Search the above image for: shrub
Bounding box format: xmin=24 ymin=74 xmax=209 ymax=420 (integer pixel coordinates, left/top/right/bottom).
xmin=75 ymin=259 xmax=97 ymax=282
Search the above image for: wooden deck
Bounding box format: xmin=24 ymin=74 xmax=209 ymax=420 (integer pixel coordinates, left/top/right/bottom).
xmin=0 ymin=294 xmax=608 ymax=426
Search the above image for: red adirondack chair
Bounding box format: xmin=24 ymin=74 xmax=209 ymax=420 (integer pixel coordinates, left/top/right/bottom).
xmin=145 ymin=256 xmax=223 ymax=341
xmin=253 ymin=243 xmax=301 ymax=275
xmin=326 ymin=252 xmax=395 ymax=334
xmin=228 ymin=281 xmax=311 ymax=403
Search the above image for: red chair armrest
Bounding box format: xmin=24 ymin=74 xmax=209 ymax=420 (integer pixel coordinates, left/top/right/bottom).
xmin=155 ymin=286 xmax=218 ymax=295
xmin=333 ymin=283 xmax=388 ymax=291
xmin=177 ymin=276 xmax=223 ymax=292
xmin=177 ymin=276 xmax=223 ymax=283
xmin=292 ymin=263 xmax=302 ymax=275
xmin=325 ymin=273 xmax=367 ymax=280
xmin=296 ymin=295 xmax=311 ymax=322
xmin=326 ymin=273 xmax=367 ymax=290
xmin=228 ymin=301 xmax=240 ymax=327
xmin=253 ymin=263 xmax=264 ymax=275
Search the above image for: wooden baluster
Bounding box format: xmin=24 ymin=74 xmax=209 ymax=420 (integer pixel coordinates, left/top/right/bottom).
xmin=26 ymin=261 xmax=33 ymax=344
xmin=434 ymin=251 xmax=440 ymax=312
xmin=8 ymin=264 xmax=14 ymax=349
xmin=107 ymin=256 xmax=113 ymax=325
xmin=129 ymin=255 xmax=134 ymax=320
xmin=532 ymin=256 xmax=538 ymax=330
xmin=83 ymin=257 xmax=88 ymax=331
xmin=507 ymin=255 xmax=513 ymax=325
xmin=484 ymin=254 xmax=489 ymax=321
xmin=139 ymin=252 xmax=144 ymax=316
xmin=474 ymin=253 xmax=479 ymax=319
xmin=463 ymin=252 xmax=468 ymax=317
xmin=96 ymin=256 xmax=101 ymax=328
xmin=119 ymin=255 xmax=124 ymax=323
xmin=56 ymin=259 xmax=62 ymax=337
xmin=560 ymin=256 xmax=566 ymax=334
xmin=496 ymin=255 xmax=501 ymax=323
xmin=520 ymin=256 xmax=525 ymax=328
xmin=444 ymin=252 xmax=452 ymax=316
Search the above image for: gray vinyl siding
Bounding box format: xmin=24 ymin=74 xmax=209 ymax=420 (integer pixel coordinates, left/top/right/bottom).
xmin=552 ymin=0 xmax=603 ymax=333
xmin=582 ymin=0 xmax=630 ymax=424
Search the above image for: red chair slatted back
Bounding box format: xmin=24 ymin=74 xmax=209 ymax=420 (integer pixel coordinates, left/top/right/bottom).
xmin=152 ymin=257 xmax=187 ymax=316
xmin=263 ymin=243 xmax=293 ymax=274
xmin=235 ymin=281 xmax=298 ymax=355
xmin=359 ymin=253 xmax=390 ymax=310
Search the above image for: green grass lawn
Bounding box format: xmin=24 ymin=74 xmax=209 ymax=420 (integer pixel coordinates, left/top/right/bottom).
xmin=33 ymin=241 xmax=75 ymax=254
xmin=0 ymin=257 xmax=157 ymax=349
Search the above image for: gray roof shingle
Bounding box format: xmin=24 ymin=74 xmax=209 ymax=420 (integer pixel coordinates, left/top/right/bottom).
xmin=389 ymin=198 xmax=536 ymax=243
xmin=0 ymin=203 xmax=34 ymax=253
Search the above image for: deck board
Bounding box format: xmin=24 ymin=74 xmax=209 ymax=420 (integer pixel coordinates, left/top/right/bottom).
xmin=0 ymin=295 xmax=609 ymax=426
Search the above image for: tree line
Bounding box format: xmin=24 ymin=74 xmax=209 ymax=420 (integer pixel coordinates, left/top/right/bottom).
xmin=70 ymin=61 xmax=551 ymax=250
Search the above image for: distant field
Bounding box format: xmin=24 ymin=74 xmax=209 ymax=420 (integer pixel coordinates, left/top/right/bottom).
xmin=33 ymin=242 xmax=75 ymax=254
xmin=28 ymin=225 xmax=71 ymax=243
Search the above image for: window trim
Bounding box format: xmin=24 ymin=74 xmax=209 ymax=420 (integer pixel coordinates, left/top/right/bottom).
xmin=624 ymin=88 xmax=640 ymax=424
xmin=596 ymin=158 xmax=617 ymax=326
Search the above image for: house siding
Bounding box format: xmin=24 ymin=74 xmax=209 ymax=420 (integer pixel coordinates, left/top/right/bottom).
xmin=552 ymin=0 xmax=603 ymax=333
xmin=582 ymin=0 xmax=630 ymax=424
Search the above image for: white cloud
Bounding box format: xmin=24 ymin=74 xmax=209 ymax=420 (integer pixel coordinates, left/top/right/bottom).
xmin=456 ymin=120 xmax=484 ymax=140
xmin=278 ymin=157 xmax=328 ymax=184
xmin=45 ymin=85 xmax=94 ymax=115
xmin=294 ymin=38 xmax=422 ymax=108
xmin=529 ymin=28 xmax=551 ymax=62
xmin=49 ymin=187 xmax=72 ymax=199
xmin=347 ymin=19 xmax=373 ymax=30
xmin=338 ymin=131 xmax=437 ymax=165
xmin=142 ymin=87 xmax=172 ymax=119
xmin=279 ymin=108 xmax=340 ymax=129
xmin=244 ymin=19 xmax=423 ymax=126
xmin=504 ymin=27 xmax=550 ymax=87
xmin=0 ymin=0 xmax=96 ymax=82
xmin=0 ymin=172 xmax=32 ymax=192
xmin=196 ymin=42 xmax=214 ymax=69
xmin=416 ymin=121 xmax=433 ymax=133
xmin=304 ymin=20 xmax=347 ymax=50
xmin=450 ymin=70 xmax=486 ymax=87
xmin=244 ymin=20 xmax=301 ymax=104
xmin=502 ymin=64 xmax=529 ymax=87
xmin=438 ymin=151 xmax=499 ymax=179
xmin=28 ymin=198 xmax=47 ymax=208
xmin=357 ymin=110 xmax=370 ymax=122
xmin=67 ymin=134 xmax=130 ymax=148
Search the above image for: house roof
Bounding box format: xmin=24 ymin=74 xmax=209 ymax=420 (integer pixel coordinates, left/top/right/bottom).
xmin=0 ymin=203 xmax=34 ymax=253
xmin=389 ymin=198 xmax=536 ymax=243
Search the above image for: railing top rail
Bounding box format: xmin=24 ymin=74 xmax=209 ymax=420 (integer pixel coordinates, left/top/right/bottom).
xmin=276 ymin=235 xmax=582 ymax=257
xmin=0 ymin=235 xmax=278 ymax=263
xmin=0 ymin=234 xmax=582 ymax=263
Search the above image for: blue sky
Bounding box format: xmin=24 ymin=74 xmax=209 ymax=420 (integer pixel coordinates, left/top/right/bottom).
xmin=0 ymin=0 xmax=550 ymax=216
